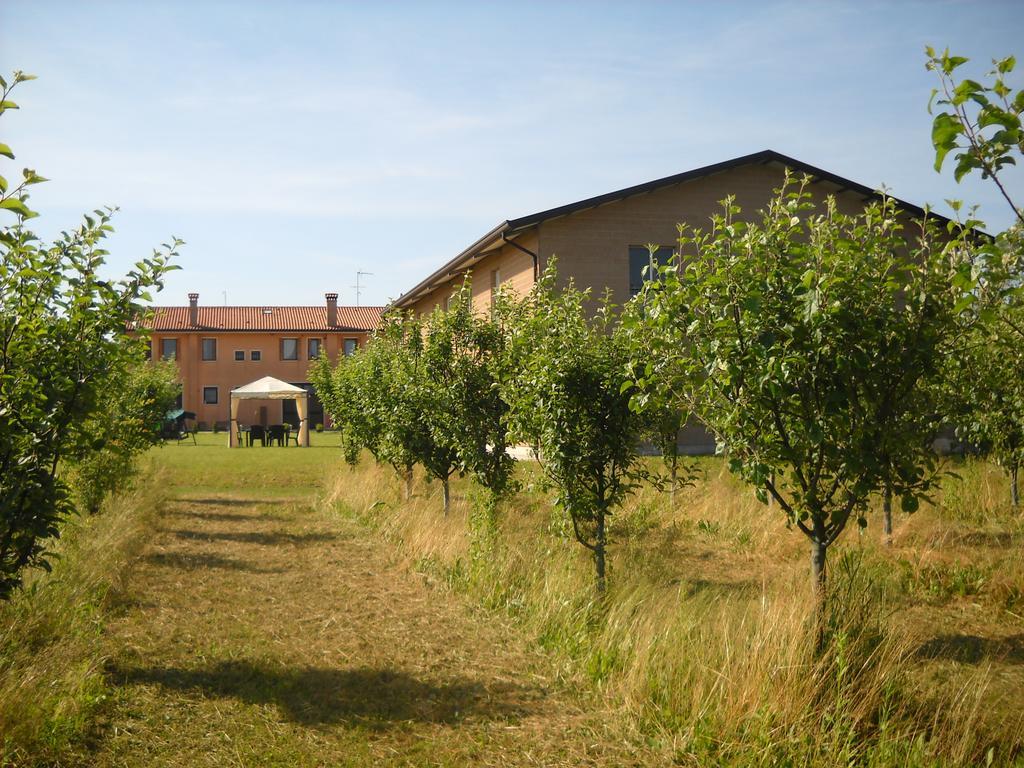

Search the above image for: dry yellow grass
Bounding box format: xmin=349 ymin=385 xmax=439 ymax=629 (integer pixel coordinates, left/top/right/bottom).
xmin=0 ymin=459 xmax=168 ymax=766
xmin=327 ymin=456 xmax=1024 ymax=766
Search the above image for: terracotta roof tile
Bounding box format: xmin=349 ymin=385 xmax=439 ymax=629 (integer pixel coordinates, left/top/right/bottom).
xmin=141 ymin=305 xmax=383 ymax=332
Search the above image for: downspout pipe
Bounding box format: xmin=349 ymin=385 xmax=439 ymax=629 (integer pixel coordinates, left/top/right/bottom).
xmin=501 ymin=231 xmax=539 ymax=281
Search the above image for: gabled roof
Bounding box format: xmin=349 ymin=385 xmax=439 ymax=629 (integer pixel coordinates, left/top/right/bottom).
xmin=141 ymin=305 xmax=383 ymax=333
xmin=392 ymin=149 xmax=953 ymax=309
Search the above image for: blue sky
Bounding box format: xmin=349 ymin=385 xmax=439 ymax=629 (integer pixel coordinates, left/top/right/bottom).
xmin=2 ymin=1 xmax=1022 ymax=307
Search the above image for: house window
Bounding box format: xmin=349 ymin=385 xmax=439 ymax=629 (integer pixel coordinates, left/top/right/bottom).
xmin=202 ymin=338 xmax=217 ymax=361
xmin=343 ymin=338 xmax=358 ymax=356
xmin=308 ymin=338 xmax=323 ymax=359
xmin=628 ymin=245 xmax=674 ymax=297
xmin=160 ymin=338 xmax=178 ymax=360
xmin=281 ymin=338 xmax=299 ymax=360
xmin=250 ymin=350 xmax=262 ymax=361
xmin=203 ymin=386 xmax=218 ymax=405
xmin=234 ymin=350 xmax=245 ymax=361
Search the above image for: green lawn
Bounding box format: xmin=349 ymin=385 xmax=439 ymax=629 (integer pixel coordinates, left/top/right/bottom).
xmin=154 ymin=431 xmax=346 ymax=499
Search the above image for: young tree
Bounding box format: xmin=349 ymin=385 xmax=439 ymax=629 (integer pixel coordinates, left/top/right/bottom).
xmin=926 ymin=47 xmax=1024 ymax=507
xmin=310 ymin=349 xmax=384 ymax=465
xmin=619 ymin=252 xmax=697 ymax=503
xmin=503 ymin=265 xmax=646 ymax=595
xmin=319 ymin=315 xmax=460 ymax=509
xmin=0 ymin=72 xmax=178 ymax=597
xmin=956 ymin=326 xmax=1024 ymax=507
xmin=423 ymin=281 xmax=516 ymax=512
xmin=629 ymin=179 xmax=975 ymax=641
xmin=71 ymin=359 xmax=180 ymax=514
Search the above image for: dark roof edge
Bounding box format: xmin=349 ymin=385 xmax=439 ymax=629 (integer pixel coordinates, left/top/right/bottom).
xmin=506 ymin=149 xmax=953 ymax=230
xmin=392 ymin=221 xmax=510 ymax=308
xmin=392 ymin=149 xmax=961 ymax=309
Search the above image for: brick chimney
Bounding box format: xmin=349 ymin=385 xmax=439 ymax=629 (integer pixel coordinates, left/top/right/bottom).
xmin=188 ymin=293 xmax=199 ymax=326
xmin=326 ymin=292 xmax=338 ymax=327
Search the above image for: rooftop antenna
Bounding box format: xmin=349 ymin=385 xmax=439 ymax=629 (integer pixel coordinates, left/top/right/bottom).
xmin=353 ymin=271 xmax=373 ymax=307
xmin=222 ymin=291 xmax=227 ymax=306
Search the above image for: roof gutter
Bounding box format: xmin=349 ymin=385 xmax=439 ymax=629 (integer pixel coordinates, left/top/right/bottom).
xmin=500 ymin=231 xmax=539 ymax=281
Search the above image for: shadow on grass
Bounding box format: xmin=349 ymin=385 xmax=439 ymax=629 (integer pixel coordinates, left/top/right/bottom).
xmin=176 ymin=497 xmax=286 ymax=508
xmin=173 ymin=510 xmax=287 ymax=523
xmin=144 ymin=551 xmax=285 ymax=574
xmin=918 ymin=633 xmax=1024 ymax=664
xmin=169 ymin=529 xmax=338 ymax=546
xmin=108 ymin=660 xmax=542 ymax=727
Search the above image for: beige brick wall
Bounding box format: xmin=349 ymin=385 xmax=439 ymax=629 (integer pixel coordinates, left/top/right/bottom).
xmin=407 ymin=230 xmax=538 ymax=317
xmin=535 ymin=162 xmax=893 ymax=306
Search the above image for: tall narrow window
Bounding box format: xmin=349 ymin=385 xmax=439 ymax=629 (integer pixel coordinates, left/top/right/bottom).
xmin=628 ymin=246 xmax=674 ymax=297
xmin=202 ymin=338 xmax=217 ymax=361
xmin=160 ymin=338 xmax=178 ymax=360
xmin=343 ymin=338 xmax=358 ymax=356
xmin=307 ymin=338 xmax=322 ymax=359
xmin=280 ymin=338 xmax=298 ymax=360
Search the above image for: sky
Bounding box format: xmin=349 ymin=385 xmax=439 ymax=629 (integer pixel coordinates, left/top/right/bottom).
xmin=2 ymin=1 xmax=1022 ymax=308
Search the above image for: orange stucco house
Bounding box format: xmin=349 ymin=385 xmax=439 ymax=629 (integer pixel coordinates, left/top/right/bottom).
xmin=391 ymin=149 xmax=957 ymax=453
xmin=144 ymin=293 xmax=382 ymax=430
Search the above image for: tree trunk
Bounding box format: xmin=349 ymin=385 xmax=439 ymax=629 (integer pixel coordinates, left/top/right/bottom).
xmin=404 ymin=468 xmax=413 ymax=501
xmin=1012 ymin=464 xmax=1020 ymax=509
xmin=766 ymin=473 xmax=775 ymax=508
xmin=442 ymin=476 xmax=450 ymax=517
xmin=670 ymin=461 xmax=678 ymax=503
xmin=594 ymin=508 xmax=607 ymax=597
xmin=882 ymin=481 xmax=893 ymax=546
xmin=810 ymin=535 xmax=827 ymax=653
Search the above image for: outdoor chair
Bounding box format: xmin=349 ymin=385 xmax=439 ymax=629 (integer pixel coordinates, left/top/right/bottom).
xmin=286 ymin=426 xmax=299 ymax=447
xmin=266 ymin=424 xmax=286 ymax=447
xmin=248 ymin=424 xmax=266 ymax=447
xmin=178 ymin=422 xmax=198 ymax=445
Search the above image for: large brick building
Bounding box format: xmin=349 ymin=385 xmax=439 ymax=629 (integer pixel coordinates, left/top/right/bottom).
xmin=391 ymin=149 xmax=954 ymax=453
xmin=145 ymin=293 xmax=382 ymax=430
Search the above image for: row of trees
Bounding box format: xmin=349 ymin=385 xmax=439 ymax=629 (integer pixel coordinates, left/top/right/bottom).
xmin=315 ymin=49 xmax=1022 ymax=639
xmin=0 ymin=73 xmax=180 ymax=599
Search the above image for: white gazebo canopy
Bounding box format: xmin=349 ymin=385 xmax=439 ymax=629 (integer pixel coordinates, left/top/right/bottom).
xmin=229 ymin=376 xmax=310 ymax=447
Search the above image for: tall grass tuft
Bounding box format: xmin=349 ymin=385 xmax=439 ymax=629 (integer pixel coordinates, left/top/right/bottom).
xmin=0 ymin=460 xmax=166 ymax=766
xmin=325 ymin=456 xmax=1023 ymax=766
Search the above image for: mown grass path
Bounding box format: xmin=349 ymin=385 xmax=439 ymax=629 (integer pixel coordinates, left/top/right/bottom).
xmin=88 ymin=436 xmax=659 ymax=766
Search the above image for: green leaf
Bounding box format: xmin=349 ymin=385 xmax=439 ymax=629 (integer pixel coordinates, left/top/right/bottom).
xmin=900 ymin=494 xmax=919 ymax=514
xmin=931 ymin=113 xmax=962 ymax=171
xmin=0 ymin=143 xmax=13 ymax=160
xmin=944 ymin=55 xmax=969 ymax=74
xmin=0 ymin=100 xmax=18 ymax=112
xmin=0 ymin=197 xmax=31 ymax=216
